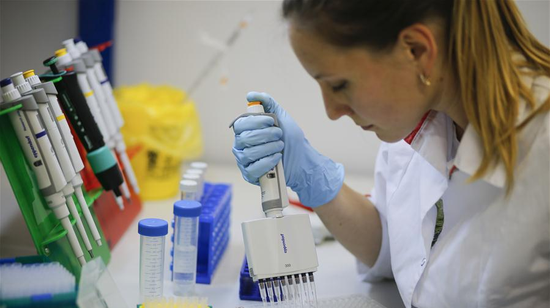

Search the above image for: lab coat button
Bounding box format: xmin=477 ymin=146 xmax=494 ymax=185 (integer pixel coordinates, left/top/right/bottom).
xmin=421 ymin=258 xmax=426 ymax=266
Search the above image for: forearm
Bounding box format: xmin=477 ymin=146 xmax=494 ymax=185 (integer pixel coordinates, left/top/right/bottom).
xmin=314 ymin=183 xmax=382 ymax=267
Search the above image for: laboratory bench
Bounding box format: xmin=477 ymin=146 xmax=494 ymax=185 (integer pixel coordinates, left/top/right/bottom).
xmin=108 ymin=163 xmax=404 ymax=308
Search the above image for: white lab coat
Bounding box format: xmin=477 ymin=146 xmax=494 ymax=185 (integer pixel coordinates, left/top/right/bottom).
xmin=358 ymin=73 xmax=550 ymax=308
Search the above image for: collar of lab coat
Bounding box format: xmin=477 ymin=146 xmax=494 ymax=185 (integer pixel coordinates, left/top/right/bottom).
xmin=405 ymin=71 xmax=545 ymax=189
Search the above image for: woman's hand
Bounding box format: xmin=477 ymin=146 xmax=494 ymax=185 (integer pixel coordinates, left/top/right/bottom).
xmin=232 ymin=92 xmax=344 ymax=207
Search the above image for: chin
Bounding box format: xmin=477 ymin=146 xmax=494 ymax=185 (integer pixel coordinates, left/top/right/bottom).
xmin=375 ymin=131 xmax=407 ymax=143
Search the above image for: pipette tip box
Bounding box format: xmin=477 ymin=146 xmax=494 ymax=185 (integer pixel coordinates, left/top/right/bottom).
xmin=170 ymin=182 xmax=231 ymax=284
xmin=0 ymin=256 xmax=78 ymax=308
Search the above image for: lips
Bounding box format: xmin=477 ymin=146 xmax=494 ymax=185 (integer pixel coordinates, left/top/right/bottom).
xmin=361 ymin=125 xmax=374 ymax=130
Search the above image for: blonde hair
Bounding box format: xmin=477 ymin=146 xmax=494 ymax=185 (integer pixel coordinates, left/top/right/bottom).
xmin=450 ymin=0 xmax=550 ymax=192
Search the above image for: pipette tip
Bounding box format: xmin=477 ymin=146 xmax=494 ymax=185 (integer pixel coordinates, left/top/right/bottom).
xmin=77 ymin=256 xmax=86 ymax=266
xmin=115 ymin=195 xmax=124 ymax=210
xmin=88 ymin=250 xmax=94 ymax=258
xmin=96 ymin=239 xmax=103 ymax=246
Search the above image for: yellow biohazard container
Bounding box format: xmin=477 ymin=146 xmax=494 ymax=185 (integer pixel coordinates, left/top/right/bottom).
xmin=115 ymin=84 xmax=203 ymax=200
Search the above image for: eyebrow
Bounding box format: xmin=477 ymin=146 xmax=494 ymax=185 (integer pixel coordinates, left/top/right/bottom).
xmin=314 ymin=73 xmax=329 ymax=80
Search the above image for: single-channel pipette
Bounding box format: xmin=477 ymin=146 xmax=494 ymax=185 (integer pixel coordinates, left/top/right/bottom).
xmin=40 ymin=56 xmax=125 ymax=210
xmin=1 ymin=79 xmax=86 ymax=265
xmin=24 ymin=70 xmax=104 ymax=248
xmin=10 ymin=72 xmax=95 ymax=258
xmin=65 ymin=38 xmax=140 ymax=196
xmin=54 ymin=48 xmax=132 ymax=202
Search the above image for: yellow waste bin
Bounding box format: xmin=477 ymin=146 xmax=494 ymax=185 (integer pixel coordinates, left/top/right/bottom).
xmin=115 ymin=84 xmax=203 ymax=200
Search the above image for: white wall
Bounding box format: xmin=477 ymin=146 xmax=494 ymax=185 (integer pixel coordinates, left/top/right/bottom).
xmin=114 ymin=0 xmax=550 ymax=179
xmin=114 ymin=0 xmax=380 ymax=179
xmin=0 ymin=0 xmax=79 ymax=258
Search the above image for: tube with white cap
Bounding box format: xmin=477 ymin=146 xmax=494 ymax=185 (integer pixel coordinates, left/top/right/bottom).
xmin=0 ymin=78 xmax=86 ymax=265
xmin=190 ymin=162 xmax=208 ymax=173
xmin=183 ymin=171 xmax=204 ymax=201
xmin=179 ymin=179 xmax=198 ymax=201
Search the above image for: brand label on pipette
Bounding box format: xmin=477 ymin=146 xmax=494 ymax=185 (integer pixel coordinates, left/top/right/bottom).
xmin=280 ymin=234 xmax=288 ymax=253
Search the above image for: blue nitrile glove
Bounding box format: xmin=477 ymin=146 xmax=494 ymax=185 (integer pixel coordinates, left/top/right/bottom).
xmin=232 ymin=92 xmax=344 ymax=208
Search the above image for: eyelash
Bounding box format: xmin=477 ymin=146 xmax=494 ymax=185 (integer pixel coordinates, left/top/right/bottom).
xmin=331 ymin=81 xmax=348 ymax=92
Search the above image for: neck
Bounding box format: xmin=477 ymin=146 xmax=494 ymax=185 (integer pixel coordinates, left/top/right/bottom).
xmin=432 ymin=71 xmax=468 ymax=138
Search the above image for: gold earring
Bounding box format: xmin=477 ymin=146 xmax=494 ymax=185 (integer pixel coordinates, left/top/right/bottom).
xmin=419 ymin=74 xmax=431 ymax=86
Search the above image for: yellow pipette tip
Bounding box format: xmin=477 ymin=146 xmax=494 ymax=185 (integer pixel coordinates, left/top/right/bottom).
xmin=247 ymin=101 xmax=261 ymax=107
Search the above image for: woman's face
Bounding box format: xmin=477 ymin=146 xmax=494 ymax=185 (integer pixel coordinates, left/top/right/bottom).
xmin=289 ymin=23 xmax=438 ymax=143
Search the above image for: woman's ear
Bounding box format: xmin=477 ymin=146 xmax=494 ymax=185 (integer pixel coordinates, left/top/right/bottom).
xmin=397 ymin=23 xmax=438 ymax=77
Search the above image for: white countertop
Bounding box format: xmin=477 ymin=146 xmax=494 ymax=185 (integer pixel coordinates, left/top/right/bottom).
xmin=107 ymin=164 xmax=404 ymax=308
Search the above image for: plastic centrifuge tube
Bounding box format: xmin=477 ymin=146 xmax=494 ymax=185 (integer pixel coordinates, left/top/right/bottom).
xmin=139 ymin=218 xmax=168 ymax=302
xmin=189 ymin=162 xmax=208 ymax=174
xmin=173 ymin=200 xmax=202 ymax=296
xmin=185 ymin=169 xmax=204 ymax=199
xmin=179 ymin=180 xmax=198 ymax=201
xmin=182 ymin=173 xmax=203 ymax=200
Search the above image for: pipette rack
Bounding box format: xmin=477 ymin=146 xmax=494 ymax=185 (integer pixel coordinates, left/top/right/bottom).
xmin=0 ymin=104 xmax=110 ymax=280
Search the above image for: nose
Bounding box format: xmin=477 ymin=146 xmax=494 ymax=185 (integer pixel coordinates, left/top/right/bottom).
xmin=321 ymin=90 xmax=352 ymax=121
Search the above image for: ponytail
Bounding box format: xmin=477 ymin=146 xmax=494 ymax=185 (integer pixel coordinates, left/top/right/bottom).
xmin=449 ymin=0 xmax=550 ymax=193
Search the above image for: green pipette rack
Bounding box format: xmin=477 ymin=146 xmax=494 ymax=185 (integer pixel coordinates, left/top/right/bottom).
xmin=0 ymin=103 xmax=110 ymax=280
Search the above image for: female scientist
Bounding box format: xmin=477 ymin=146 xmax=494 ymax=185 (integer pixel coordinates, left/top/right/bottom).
xmin=231 ymin=0 xmax=550 ymax=307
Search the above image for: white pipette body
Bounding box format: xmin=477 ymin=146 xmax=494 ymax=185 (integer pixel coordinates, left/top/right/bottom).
xmin=1 ymin=82 xmax=85 ymax=265
xmin=26 ymin=72 xmax=103 ymax=247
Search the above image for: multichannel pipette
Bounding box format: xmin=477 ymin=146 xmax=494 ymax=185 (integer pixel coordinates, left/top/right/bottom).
xmin=23 ymin=70 xmax=104 ymax=248
xmin=233 ymin=101 xmax=319 ymax=306
xmin=0 ymin=78 xmax=86 ymax=266
xmin=40 ymin=56 xmax=125 ymax=210
xmin=63 ymin=38 xmax=140 ymax=196
xmin=10 ymin=72 xmax=95 ymax=257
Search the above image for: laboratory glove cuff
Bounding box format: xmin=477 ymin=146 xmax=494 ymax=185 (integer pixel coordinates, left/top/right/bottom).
xmin=294 ymin=160 xmax=345 ymax=208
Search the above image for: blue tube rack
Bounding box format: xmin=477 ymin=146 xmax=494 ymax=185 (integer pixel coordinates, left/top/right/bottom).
xmin=239 ymin=256 xmax=262 ymax=301
xmin=170 ymin=182 xmax=232 ymax=284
